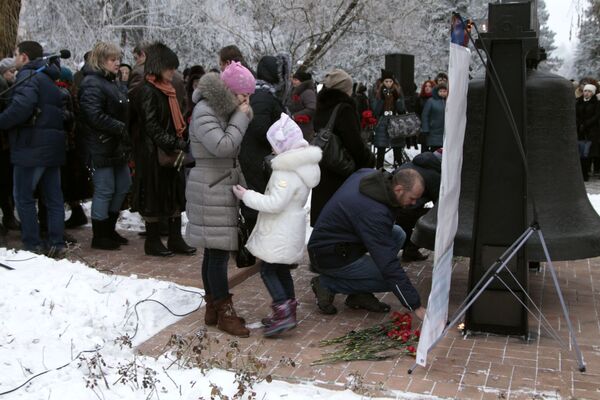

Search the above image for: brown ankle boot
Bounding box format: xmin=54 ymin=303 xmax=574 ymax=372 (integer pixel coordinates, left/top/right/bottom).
xmin=215 ymin=295 xmax=250 ymax=338
xmin=204 ymin=294 xmax=217 ymax=326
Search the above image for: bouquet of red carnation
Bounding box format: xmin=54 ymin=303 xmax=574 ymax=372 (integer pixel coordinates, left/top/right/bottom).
xmin=293 ymin=114 xmax=311 ymax=124
xmin=312 ymin=311 xmax=420 ymax=365
xmin=360 ymin=109 xmax=378 ymax=129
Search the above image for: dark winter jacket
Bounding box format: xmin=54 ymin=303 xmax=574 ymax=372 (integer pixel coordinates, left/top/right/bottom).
xmin=288 ymin=79 xmax=316 ymax=140
xmin=310 ymin=87 xmax=374 ymax=225
xmin=398 ymin=151 xmax=441 ymax=207
xmin=421 ymin=87 xmax=446 ymax=147
xmin=130 ymin=81 xmax=187 ymax=217
xmin=78 ymin=65 xmax=130 ymax=168
xmin=575 ymin=95 xmax=600 ymax=142
xmin=308 ymin=168 xmax=421 ymax=310
xmin=372 ymin=86 xmax=406 ymax=148
xmin=238 ymin=58 xmax=286 ymax=226
xmin=0 ymin=59 xmax=65 ymax=167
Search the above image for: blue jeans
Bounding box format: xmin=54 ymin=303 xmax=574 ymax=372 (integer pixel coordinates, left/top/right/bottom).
xmin=260 ymin=262 xmax=295 ymax=303
xmin=13 ymin=166 xmax=64 ymax=250
xmin=318 ymin=225 xmax=406 ymax=295
xmin=201 ymin=248 xmax=230 ymax=301
xmin=90 ymin=164 xmax=131 ymax=220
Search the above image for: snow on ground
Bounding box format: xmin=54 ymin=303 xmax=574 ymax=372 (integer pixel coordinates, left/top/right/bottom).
xmin=588 ymin=193 xmax=600 ymax=214
xmin=0 ymin=250 xmax=416 ymax=400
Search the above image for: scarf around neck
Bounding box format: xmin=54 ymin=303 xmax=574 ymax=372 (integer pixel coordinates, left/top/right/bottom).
xmin=146 ymin=74 xmax=186 ymax=138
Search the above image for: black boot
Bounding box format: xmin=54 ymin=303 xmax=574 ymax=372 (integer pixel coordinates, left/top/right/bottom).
xmin=144 ymin=222 xmax=174 ymax=257
xmin=1 ymin=202 xmax=20 ymax=231
xmin=402 ymin=241 xmax=428 ymax=262
xmin=167 ymin=216 xmax=196 ymax=255
xmin=108 ymin=212 xmax=128 ymax=245
xmin=91 ymin=219 xmax=121 ymax=250
xmin=65 ymin=204 xmax=88 ymax=229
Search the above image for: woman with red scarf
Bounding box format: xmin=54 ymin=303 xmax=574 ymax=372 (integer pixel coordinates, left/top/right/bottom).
xmin=130 ymin=42 xmax=195 ymax=257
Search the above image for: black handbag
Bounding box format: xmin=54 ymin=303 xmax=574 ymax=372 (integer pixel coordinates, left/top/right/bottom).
xmin=310 ymin=104 xmax=356 ymax=178
xmin=386 ymin=112 xmax=421 ymax=140
xmin=236 ymin=211 xmax=256 ymax=268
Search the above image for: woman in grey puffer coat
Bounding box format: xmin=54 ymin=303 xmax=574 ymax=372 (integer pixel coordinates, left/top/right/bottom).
xmin=186 ymin=62 xmax=255 ymax=337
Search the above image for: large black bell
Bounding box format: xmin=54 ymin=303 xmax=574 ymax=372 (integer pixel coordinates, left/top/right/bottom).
xmin=412 ymin=69 xmax=600 ymax=261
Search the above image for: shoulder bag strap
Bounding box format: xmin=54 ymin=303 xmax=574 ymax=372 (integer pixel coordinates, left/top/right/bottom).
xmin=325 ymin=103 xmax=344 ymax=131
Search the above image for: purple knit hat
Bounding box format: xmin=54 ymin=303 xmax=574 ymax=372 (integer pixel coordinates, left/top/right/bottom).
xmin=221 ymin=61 xmax=256 ymax=95
xmin=267 ymin=113 xmax=308 ymax=154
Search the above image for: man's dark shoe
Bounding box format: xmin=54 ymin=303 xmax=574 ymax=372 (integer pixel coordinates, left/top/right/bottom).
xmin=345 ymin=293 xmax=390 ymax=312
xmin=46 ymin=246 xmax=67 ymax=259
xmin=402 ymin=248 xmax=428 ymax=262
xmin=310 ymin=276 xmax=337 ymax=315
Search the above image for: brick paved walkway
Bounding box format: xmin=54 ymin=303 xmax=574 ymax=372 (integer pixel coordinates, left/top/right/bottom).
xmin=3 ymin=195 xmax=600 ymax=398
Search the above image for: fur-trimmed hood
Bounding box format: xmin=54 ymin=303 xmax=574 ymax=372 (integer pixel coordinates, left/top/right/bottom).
xmin=271 ymin=145 xmax=322 ymax=189
xmin=316 ymin=87 xmax=356 ymax=111
xmin=192 ymin=72 xmax=238 ymax=119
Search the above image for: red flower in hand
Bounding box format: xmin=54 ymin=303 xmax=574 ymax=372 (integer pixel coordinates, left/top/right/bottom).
xmin=294 ymin=114 xmax=311 ymax=124
xmin=362 ymin=110 xmax=373 ymax=118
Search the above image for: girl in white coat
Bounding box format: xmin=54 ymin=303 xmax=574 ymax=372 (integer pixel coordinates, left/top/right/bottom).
xmin=232 ymin=113 xmax=321 ymax=336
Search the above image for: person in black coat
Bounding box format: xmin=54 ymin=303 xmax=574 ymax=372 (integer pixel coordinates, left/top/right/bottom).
xmin=310 ymin=68 xmax=374 ymax=226
xmin=0 ymin=41 xmax=66 ymax=255
xmin=238 ymin=54 xmax=290 ymax=231
xmin=0 ymin=57 xmax=19 ymax=237
xmin=130 ymin=42 xmax=195 ymax=257
xmin=576 ymin=84 xmax=600 ymax=181
xmin=78 ymin=41 xmax=131 ymax=251
xmin=396 ymin=150 xmax=442 ymax=261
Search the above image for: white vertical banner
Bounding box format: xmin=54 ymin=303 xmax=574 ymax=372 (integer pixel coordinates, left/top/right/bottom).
xmin=416 ymin=42 xmax=471 ymax=367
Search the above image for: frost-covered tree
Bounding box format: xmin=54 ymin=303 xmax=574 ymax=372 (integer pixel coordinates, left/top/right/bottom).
xmin=1 ymin=0 xmax=21 ymax=57
xmin=573 ymin=0 xmax=600 ymax=79
xmin=537 ymin=0 xmax=562 ymax=72
xmin=17 ymin=0 xmax=560 ymax=84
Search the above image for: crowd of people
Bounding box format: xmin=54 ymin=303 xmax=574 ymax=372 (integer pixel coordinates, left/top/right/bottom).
xmin=575 ymin=78 xmax=600 ymax=182
xmin=6 ymin=39 xmax=591 ymax=339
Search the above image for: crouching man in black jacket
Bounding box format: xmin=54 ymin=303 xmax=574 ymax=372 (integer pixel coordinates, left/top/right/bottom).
xmin=308 ymin=168 xmax=427 ymax=320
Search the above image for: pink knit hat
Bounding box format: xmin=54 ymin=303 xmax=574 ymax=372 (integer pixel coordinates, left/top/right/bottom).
xmin=267 ymin=113 xmax=308 ymax=154
xmin=221 ymin=61 xmax=256 ymax=95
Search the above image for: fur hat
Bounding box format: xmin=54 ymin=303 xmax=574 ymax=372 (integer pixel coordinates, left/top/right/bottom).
xmin=267 ymin=113 xmax=308 ymax=154
xmin=381 ymin=69 xmax=394 ymax=81
xmin=436 ymin=82 xmax=448 ymax=91
xmin=583 ymin=84 xmax=597 ymax=94
xmin=221 ymin=61 xmax=256 ymax=95
xmin=293 ymin=70 xmax=312 ymax=82
xmin=323 ymin=68 xmax=353 ymax=96
xmin=144 ymin=42 xmax=179 ymax=77
xmin=0 ymin=58 xmax=15 ymax=75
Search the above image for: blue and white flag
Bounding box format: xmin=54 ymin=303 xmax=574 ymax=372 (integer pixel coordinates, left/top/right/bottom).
xmin=416 ymin=16 xmax=472 ymax=367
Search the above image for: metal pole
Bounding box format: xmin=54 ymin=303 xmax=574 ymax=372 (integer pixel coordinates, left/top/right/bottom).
xmin=537 ymin=230 xmax=586 ymax=372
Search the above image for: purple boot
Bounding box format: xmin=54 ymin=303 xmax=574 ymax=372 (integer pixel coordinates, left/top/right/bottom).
xmin=261 ymin=298 xmax=297 ymax=327
xmin=263 ymin=299 xmax=297 ymax=337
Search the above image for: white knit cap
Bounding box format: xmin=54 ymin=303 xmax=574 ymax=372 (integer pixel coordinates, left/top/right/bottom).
xmin=583 ymin=84 xmax=597 ymax=94
xmin=266 ymin=113 xmax=308 ymax=154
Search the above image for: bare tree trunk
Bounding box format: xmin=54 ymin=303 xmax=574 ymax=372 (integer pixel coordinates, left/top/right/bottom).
xmin=298 ymin=0 xmax=361 ymax=72
xmin=0 ymin=0 xmax=22 ymax=58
